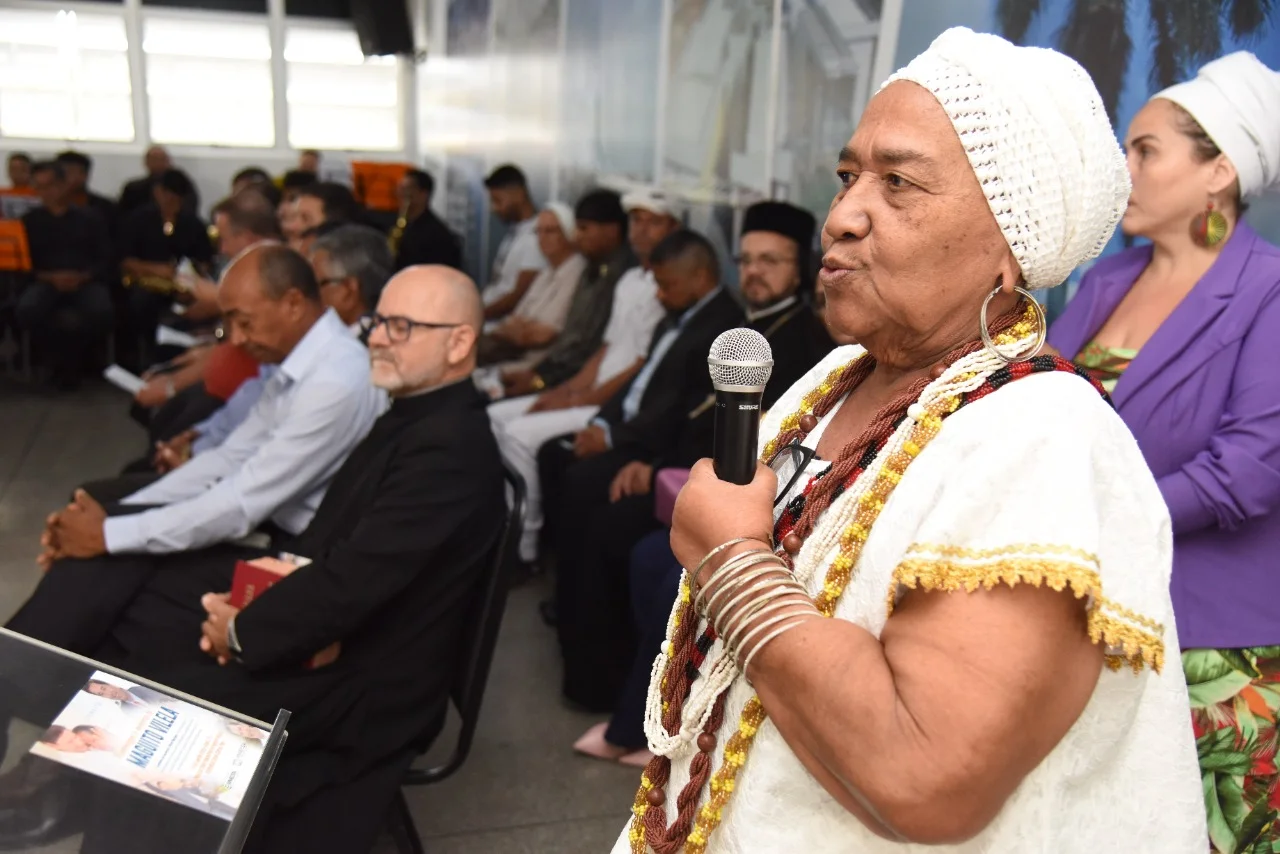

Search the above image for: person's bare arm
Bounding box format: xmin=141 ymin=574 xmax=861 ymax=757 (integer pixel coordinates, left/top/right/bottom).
xmin=563 ymin=347 xmax=606 ymax=393
xmin=178 ymin=278 xmax=221 ymax=322
xmin=122 ymin=258 xmax=177 ymax=280
xmin=483 ymin=269 xmax=539 ymax=320
xmin=576 ymin=358 xmax=644 ymax=407
xmin=748 ymin=582 xmax=1102 ymax=844
xmin=512 ymin=319 xmax=559 ymax=348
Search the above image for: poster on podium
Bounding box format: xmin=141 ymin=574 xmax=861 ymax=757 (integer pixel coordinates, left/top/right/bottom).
xmin=29 ymin=671 xmax=269 ymax=821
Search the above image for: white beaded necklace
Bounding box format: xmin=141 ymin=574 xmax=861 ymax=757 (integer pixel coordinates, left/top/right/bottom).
xmin=644 ymin=334 xmax=1034 ymax=758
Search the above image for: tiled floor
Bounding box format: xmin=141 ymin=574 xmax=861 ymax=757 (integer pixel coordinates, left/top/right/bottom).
xmin=0 ymin=379 xmax=639 ymax=853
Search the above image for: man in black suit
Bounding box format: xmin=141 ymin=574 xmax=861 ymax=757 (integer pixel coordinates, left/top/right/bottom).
xmin=2 ymin=265 xmax=505 ymax=853
xmin=393 ymin=169 xmax=463 ymax=271
xmin=537 ymin=230 xmax=742 ymax=710
xmin=54 ymin=150 xmax=117 ymax=239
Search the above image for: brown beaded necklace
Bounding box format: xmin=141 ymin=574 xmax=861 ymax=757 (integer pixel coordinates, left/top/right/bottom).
xmin=633 ymin=303 xmax=1026 ymax=854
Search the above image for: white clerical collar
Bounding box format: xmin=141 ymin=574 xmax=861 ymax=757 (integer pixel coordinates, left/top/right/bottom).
xmin=746 ymin=294 xmax=798 ymax=323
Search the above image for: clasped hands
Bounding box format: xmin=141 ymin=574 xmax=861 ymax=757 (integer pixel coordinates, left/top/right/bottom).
xmin=198 ymin=592 xmax=340 ymax=669
xmin=38 ymin=489 xmax=108 ymax=569
xmin=37 ymin=495 xmax=241 ymax=665
xmin=44 ymin=270 xmax=89 ymax=293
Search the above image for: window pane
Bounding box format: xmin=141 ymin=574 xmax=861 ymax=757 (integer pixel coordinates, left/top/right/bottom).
xmin=0 ymin=8 xmax=134 ymax=141
xmin=284 ymin=25 xmax=401 ymax=151
xmin=143 ymin=15 xmax=274 ymax=146
xmin=285 ymin=0 xmax=348 ymax=20
xmin=142 ymin=0 xmax=267 ymax=12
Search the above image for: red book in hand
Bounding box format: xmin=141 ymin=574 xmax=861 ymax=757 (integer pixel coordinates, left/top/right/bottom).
xmin=229 ymin=557 xmax=295 ymax=609
xmin=229 ymin=556 xmax=339 ymax=668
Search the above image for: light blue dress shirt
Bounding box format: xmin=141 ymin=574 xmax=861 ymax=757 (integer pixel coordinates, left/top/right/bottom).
xmin=191 ymin=370 xmax=273 ymax=455
xmin=190 ymin=322 xmax=361 ymax=456
xmin=104 ymin=309 xmax=385 ymax=554
xmin=595 ymin=287 xmax=723 ymax=447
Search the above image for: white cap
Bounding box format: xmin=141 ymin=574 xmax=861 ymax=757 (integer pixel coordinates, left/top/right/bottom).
xmin=885 ymin=27 xmax=1130 ymax=288
xmin=1154 ymin=51 xmax=1280 ymax=199
xmin=542 ymin=202 xmax=576 ymax=241
xmin=621 ymin=187 xmax=685 ymax=221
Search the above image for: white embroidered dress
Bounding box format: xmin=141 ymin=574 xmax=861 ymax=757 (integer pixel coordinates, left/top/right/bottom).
xmin=612 ymin=344 xmax=1205 ymax=853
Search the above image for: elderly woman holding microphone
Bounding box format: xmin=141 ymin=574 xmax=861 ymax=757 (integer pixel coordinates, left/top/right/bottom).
xmin=1049 ymin=52 xmax=1280 ymax=853
xmin=612 ymin=29 xmax=1205 ymax=854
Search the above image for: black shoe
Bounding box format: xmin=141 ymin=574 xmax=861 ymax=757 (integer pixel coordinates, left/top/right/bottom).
xmin=538 ymin=599 xmax=558 ymax=627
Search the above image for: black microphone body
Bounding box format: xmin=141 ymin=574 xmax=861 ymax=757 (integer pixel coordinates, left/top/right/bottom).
xmin=712 ymin=389 xmax=763 ymax=485
xmin=707 ymin=327 xmax=773 ymax=485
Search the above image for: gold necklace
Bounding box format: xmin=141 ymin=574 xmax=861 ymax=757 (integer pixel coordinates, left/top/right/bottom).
xmin=630 ymin=306 xmax=1043 ymax=853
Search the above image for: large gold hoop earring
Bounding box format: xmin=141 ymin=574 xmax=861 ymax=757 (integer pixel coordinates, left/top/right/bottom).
xmin=979 ymin=284 xmax=1047 ymax=364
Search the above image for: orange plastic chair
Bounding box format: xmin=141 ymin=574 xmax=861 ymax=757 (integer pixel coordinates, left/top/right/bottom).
xmin=351 ymin=161 xmax=412 ymax=212
xmin=0 ymin=219 xmax=31 ymax=272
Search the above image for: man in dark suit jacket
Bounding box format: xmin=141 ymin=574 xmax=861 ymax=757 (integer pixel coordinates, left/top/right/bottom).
xmin=2 ymin=265 xmax=505 ymax=854
xmin=536 ymin=230 xmax=742 ymax=710
xmin=393 ymin=169 xmax=463 ymax=271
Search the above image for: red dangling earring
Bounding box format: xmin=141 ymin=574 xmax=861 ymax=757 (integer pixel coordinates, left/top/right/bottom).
xmin=1191 ymin=200 xmax=1229 ymax=248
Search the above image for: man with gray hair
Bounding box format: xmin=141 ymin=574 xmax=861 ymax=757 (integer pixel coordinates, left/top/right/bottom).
xmin=310 ymin=224 xmax=394 ymax=332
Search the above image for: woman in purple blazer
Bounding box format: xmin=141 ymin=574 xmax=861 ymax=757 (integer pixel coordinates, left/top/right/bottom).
xmin=1049 ymin=52 xmax=1280 ymax=852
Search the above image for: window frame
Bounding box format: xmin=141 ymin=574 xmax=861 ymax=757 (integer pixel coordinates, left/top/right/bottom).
xmin=140 ymin=5 xmax=277 ymax=148
xmin=0 ymin=0 xmax=137 ymax=143
xmin=281 ymin=15 xmax=405 ymax=153
xmin=0 ymin=0 xmax=412 ymax=162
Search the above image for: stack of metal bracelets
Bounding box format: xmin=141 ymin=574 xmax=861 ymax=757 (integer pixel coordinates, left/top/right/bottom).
xmin=692 ymin=538 xmax=822 ymax=679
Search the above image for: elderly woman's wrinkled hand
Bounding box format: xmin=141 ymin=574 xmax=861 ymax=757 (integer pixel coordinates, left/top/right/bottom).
xmin=670 ymin=459 xmax=777 ymax=576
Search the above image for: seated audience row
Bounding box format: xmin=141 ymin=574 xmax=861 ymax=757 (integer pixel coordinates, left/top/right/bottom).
xmin=2 ymin=160 xmax=838 ymax=852
xmin=4 ymin=250 xmax=503 ymax=852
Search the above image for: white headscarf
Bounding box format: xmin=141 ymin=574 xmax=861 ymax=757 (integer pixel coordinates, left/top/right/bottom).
xmin=1154 ymin=51 xmax=1280 ymax=199
xmin=885 ymin=27 xmax=1130 ymax=289
xmin=542 ymin=202 xmax=576 ymax=243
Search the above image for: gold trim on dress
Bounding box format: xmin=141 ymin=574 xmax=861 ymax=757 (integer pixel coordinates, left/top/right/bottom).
xmin=888 ymin=551 xmax=1165 ymax=673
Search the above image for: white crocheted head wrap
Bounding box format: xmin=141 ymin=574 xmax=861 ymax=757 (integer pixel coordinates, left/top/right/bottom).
xmin=884 ymin=28 xmax=1130 ymax=288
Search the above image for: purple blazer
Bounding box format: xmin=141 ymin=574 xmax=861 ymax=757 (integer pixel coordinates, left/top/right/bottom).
xmin=1049 ymin=223 xmax=1280 ymax=649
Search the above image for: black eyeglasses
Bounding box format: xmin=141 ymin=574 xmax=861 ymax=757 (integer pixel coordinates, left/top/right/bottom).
xmin=766 ymin=438 xmax=818 ymax=508
xmin=359 ymin=312 xmax=461 ymax=343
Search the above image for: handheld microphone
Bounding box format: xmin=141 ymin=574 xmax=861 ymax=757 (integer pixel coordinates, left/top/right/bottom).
xmin=707 ymin=328 xmax=774 ymax=485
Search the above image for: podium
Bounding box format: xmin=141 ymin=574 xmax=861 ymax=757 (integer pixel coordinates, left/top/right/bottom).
xmin=0 ymin=627 xmax=288 ymax=853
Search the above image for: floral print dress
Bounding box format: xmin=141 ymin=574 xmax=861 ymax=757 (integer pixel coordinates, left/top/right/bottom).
xmin=1186 ymin=647 xmax=1280 ymax=854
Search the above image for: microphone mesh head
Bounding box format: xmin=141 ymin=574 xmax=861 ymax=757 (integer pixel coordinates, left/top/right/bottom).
xmin=708 ymin=327 xmax=773 ymax=392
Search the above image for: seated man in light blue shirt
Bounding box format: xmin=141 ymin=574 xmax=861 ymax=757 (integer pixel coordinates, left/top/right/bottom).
xmin=159 ymin=224 xmax=393 ymax=464
xmin=36 ymin=243 xmax=384 ymax=565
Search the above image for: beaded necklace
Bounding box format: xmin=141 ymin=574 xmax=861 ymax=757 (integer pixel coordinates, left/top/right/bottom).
xmin=628 ymin=304 xmax=1103 ymax=854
